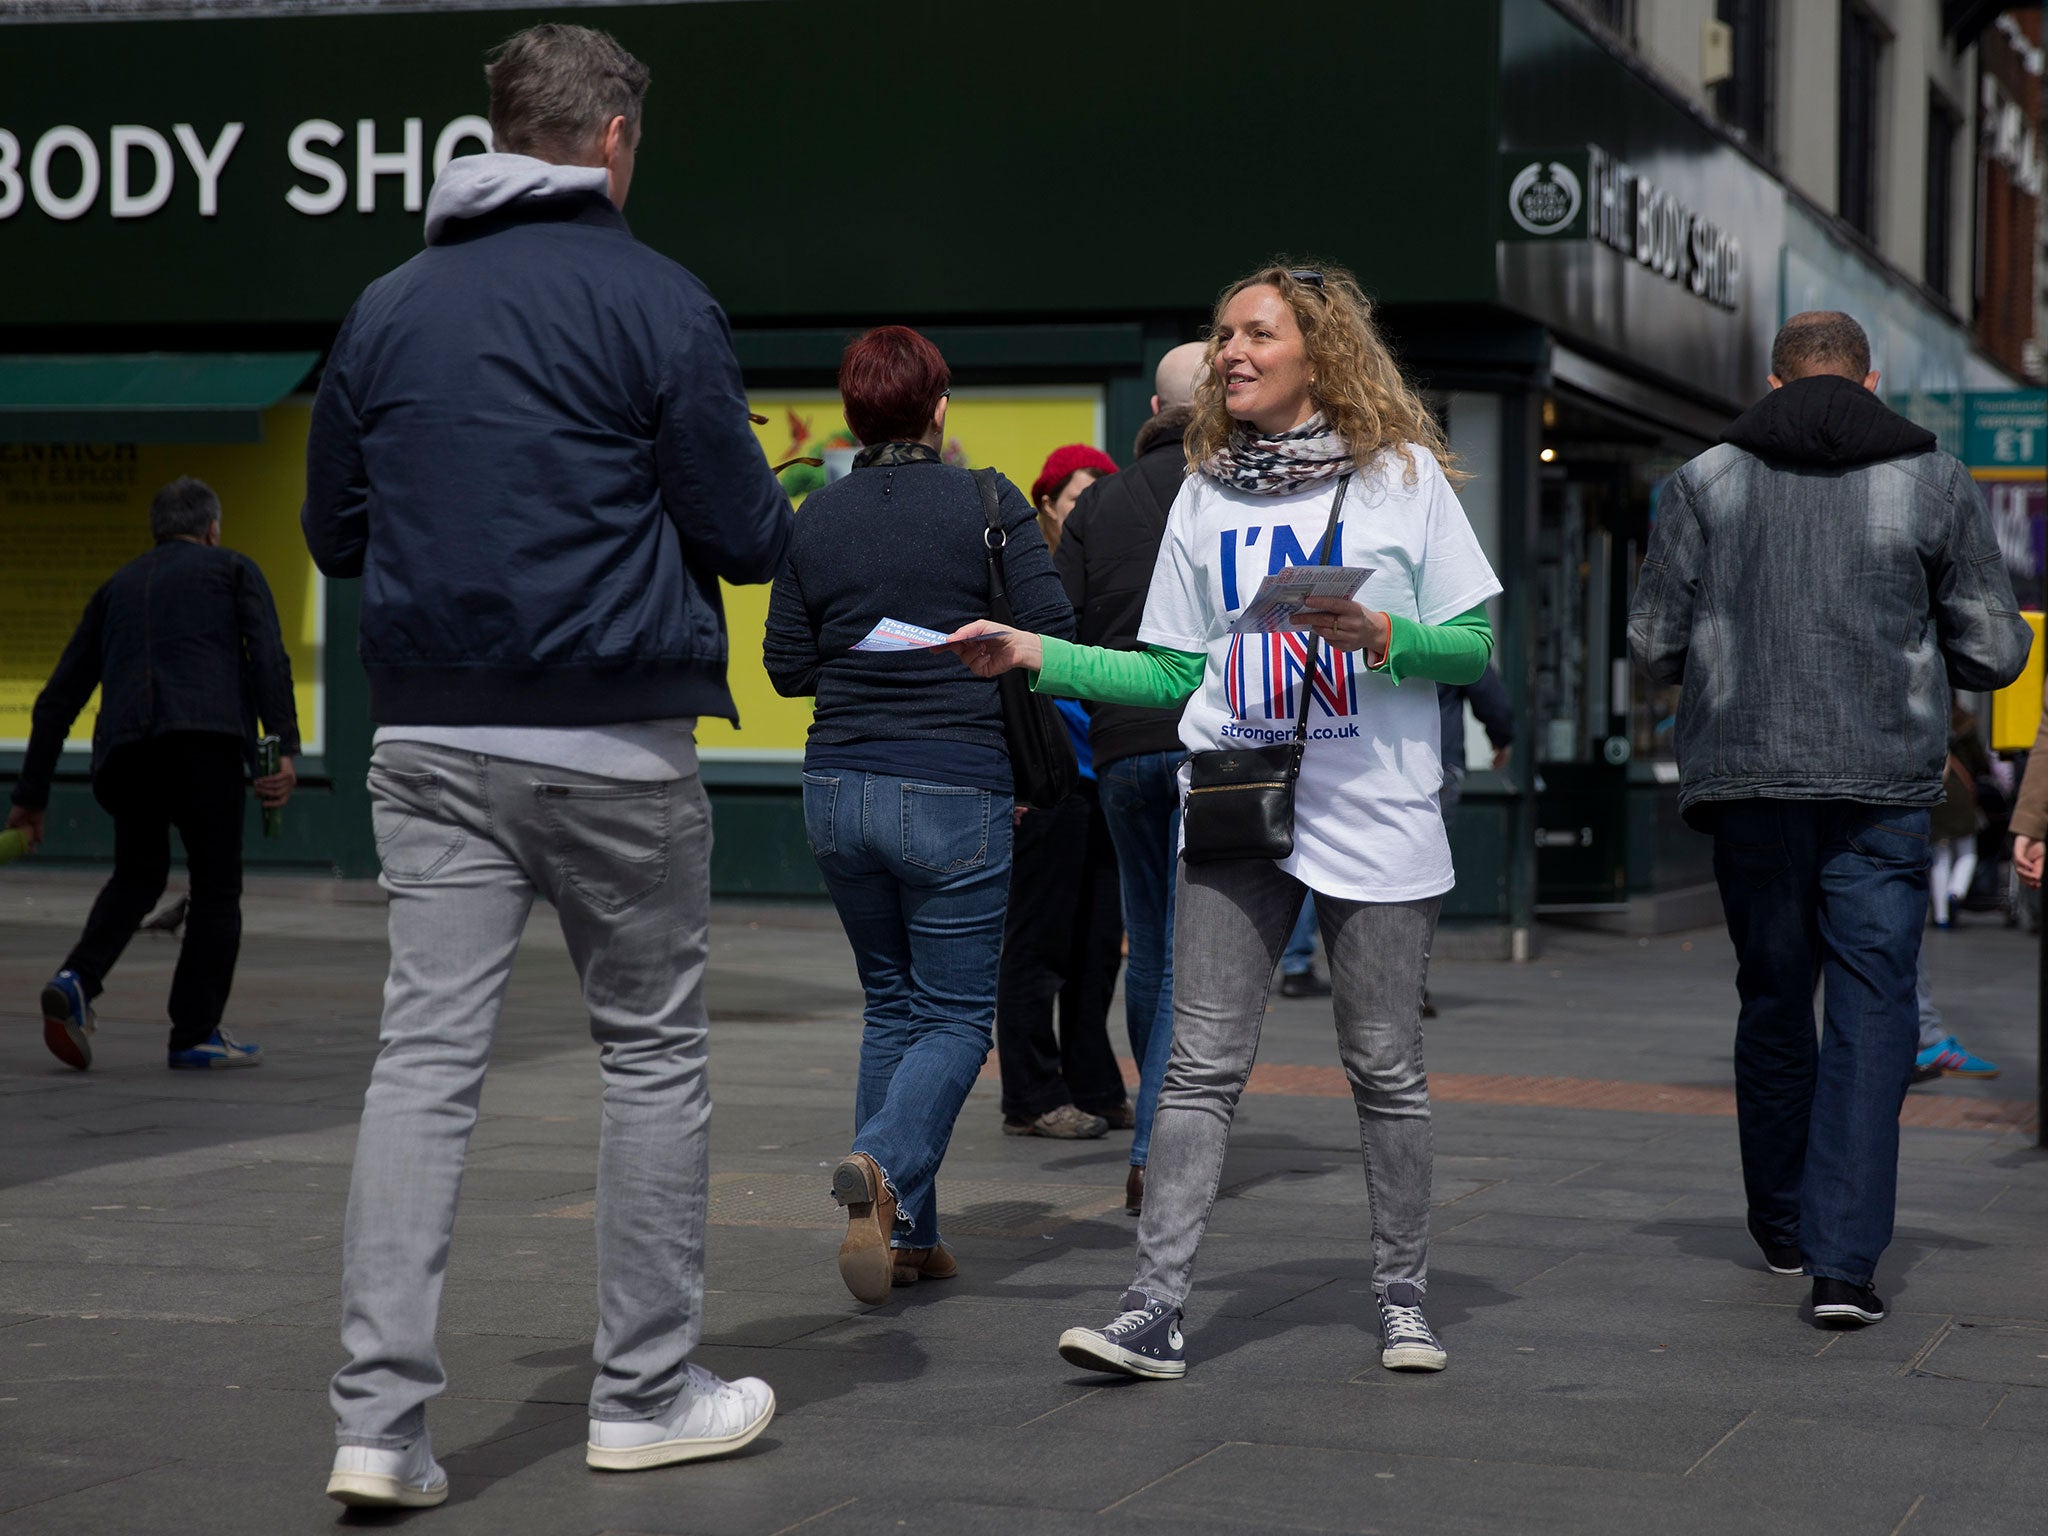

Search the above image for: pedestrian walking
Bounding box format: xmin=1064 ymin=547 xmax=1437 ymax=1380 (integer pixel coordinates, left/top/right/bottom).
xmin=995 ymin=444 xmax=1131 ymax=1145
xmin=1928 ymin=707 xmax=1990 ymax=928
xmin=1053 ymin=343 xmax=1207 ymax=1213
xmin=7 ymin=476 xmax=298 ymax=1072
xmin=951 ymin=263 xmax=1501 ymax=1380
xmin=303 ymin=24 xmax=791 ymax=1506
xmin=1629 ymin=310 xmax=2030 ymax=1328
xmin=764 ymin=326 xmax=1076 ymax=1306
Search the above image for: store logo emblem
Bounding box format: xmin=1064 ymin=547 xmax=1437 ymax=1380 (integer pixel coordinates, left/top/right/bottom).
xmin=1508 ymin=160 xmax=1582 ymax=236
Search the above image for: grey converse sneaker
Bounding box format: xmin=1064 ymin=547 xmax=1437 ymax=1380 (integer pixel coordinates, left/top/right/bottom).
xmin=1057 ymin=1289 xmax=1186 ymax=1380
xmin=326 ymin=1436 xmax=449 ymax=1508
xmin=1377 ymin=1281 xmax=1447 ymax=1371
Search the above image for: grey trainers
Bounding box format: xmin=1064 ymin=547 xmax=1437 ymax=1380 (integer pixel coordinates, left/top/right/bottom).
xmin=1377 ymin=1281 xmax=1447 ymax=1371
xmin=1002 ymin=1103 xmax=1108 ymax=1139
xmin=327 ymin=1436 xmax=449 ymax=1508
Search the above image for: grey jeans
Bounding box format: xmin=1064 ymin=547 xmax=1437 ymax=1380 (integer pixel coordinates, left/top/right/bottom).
xmin=331 ymin=741 xmax=714 ymax=1446
xmin=1132 ymin=856 xmax=1439 ymax=1308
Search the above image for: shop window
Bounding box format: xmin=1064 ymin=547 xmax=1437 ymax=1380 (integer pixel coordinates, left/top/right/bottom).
xmin=1574 ymin=0 xmax=1635 ymax=44
xmin=1838 ymin=2 xmax=1887 ymax=240
xmin=1714 ymin=0 xmax=1776 ymax=154
xmin=1925 ymin=88 xmax=1959 ymax=303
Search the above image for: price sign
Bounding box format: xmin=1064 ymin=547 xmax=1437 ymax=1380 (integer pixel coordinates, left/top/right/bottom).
xmin=1964 ymin=391 xmax=2048 ymax=476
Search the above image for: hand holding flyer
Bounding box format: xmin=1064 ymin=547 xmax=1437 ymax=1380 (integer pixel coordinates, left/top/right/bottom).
xmin=1228 ymin=567 xmax=1376 ymax=633
xmin=851 ymin=618 xmax=992 ymax=653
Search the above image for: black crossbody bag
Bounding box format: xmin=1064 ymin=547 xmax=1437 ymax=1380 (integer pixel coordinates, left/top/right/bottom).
xmin=1181 ymin=473 xmax=1351 ymax=864
xmin=974 ymin=468 xmax=1079 ymax=811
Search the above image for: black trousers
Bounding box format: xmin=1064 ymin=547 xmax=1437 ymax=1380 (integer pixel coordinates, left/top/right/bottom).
xmin=995 ymin=781 xmax=1128 ymax=1119
xmin=65 ymin=733 xmax=246 ymax=1050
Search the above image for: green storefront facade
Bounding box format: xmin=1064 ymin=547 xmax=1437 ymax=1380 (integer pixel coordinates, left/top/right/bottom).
xmin=0 ymin=0 xmax=1996 ymax=938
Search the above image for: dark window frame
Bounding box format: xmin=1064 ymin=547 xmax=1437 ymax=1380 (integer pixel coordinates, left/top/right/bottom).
xmin=1838 ymin=1 xmax=1888 ymax=241
xmin=1714 ymin=0 xmax=1777 ymax=157
xmin=1924 ymin=86 xmax=1960 ymax=303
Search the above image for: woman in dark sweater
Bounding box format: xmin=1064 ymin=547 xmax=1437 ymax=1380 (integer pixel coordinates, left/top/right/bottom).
xmin=764 ymin=326 xmax=1075 ymax=1305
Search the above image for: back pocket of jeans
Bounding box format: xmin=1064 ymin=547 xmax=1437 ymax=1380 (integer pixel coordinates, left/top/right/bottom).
xmin=900 ymin=783 xmax=989 ymax=873
xmin=536 ymin=781 xmax=670 ymax=915
xmin=368 ymin=765 xmax=464 ymax=883
xmin=802 ymin=772 xmax=839 ymax=858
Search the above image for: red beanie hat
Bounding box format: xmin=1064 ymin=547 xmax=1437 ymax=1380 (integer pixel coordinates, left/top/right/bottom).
xmin=1031 ymin=443 xmax=1118 ymax=507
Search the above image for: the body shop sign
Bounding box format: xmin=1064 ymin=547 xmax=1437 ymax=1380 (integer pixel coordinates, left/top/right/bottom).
xmin=0 ymin=116 xmax=493 ymax=222
xmin=1501 ymin=145 xmax=1742 ymax=312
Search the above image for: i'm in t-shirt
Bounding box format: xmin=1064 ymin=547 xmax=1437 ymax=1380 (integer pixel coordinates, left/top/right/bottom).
xmin=1137 ymin=447 xmax=1502 ymax=902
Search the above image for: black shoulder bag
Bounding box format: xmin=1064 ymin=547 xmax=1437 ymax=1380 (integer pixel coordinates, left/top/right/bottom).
xmin=1181 ymin=473 xmax=1351 ymax=864
xmin=974 ymin=468 xmax=1080 ymax=811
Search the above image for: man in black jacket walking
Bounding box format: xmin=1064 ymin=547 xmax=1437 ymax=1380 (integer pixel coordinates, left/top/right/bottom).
xmin=1629 ymin=311 xmax=2030 ymax=1329
xmin=303 ymin=25 xmax=791 ymax=1507
xmin=8 ymin=476 xmax=298 ymax=1074
xmin=1053 ymin=342 xmax=1205 ymax=1213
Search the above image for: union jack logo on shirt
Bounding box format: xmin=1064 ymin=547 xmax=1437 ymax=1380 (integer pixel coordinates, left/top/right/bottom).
xmin=1223 ymin=630 xmax=1359 ymax=723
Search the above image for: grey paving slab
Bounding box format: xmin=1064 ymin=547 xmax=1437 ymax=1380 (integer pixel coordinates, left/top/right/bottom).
xmin=3 ymin=882 xmax=2046 ymax=1534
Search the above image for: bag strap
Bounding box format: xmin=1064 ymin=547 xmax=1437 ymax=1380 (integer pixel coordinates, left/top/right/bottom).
xmin=1291 ymin=473 xmax=1353 ymax=742
xmin=974 ymin=468 xmax=1019 ymax=626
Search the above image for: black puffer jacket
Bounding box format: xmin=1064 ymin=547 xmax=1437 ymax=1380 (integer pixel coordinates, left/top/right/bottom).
xmin=1053 ymin=408 xmax=1193 ymax=769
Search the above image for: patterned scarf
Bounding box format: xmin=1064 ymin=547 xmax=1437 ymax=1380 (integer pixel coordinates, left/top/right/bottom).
xmin=853 ymin=440 xmax=942 ymax=469
xmin=1200 ymin=412 xmax=1352 ymax=495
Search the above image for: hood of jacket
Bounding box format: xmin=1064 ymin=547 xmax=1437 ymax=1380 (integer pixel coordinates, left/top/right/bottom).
xmin=1720 ymin=374 xmax=1936 ymax=468
xmin=423 ymin=152 xmax=611 ymax=245
xmin=1134 ymin=404 xmax=1195 ymax=460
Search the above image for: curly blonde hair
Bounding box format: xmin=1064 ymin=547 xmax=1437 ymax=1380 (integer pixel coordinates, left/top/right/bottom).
xmin=1186 ymin=262 xmax=1462 ymax=487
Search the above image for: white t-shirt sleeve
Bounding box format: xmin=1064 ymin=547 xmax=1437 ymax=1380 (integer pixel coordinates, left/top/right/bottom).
xmin=1412 ymin=455 xmax=1504 ymax=625
xmin=1136 ymin=485 xmax=1214 ymax=652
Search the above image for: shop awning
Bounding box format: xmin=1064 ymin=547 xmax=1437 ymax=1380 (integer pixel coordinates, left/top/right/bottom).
xmin=0 ymin=353 xmax=320 ymax=444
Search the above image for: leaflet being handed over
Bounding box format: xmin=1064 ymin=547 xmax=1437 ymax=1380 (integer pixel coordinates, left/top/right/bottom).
xmin=1228 ymin=567 xmax=1376 ymax=634
xmin=852 ymin=618 xmax=1005 ymax=653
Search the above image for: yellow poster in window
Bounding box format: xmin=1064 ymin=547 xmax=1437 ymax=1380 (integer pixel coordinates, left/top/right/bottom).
xmin=711 ymin=387 xmax=1106 ymax=761
xmin=0 ymin=403 xmax=323 ymax=756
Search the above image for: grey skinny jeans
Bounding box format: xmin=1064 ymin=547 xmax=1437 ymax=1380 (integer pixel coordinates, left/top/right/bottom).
xmin=1131 ymin=856 xmax=1439 ymax=1308
xmin=332 ymin=741 xmax=715 ymax=1446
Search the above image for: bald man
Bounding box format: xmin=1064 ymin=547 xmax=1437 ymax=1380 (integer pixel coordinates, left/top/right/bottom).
xmin=1052 ymin=342 xmax=1206 ymax=1216
xmin=1630 ymin=309 xmax=2031 ymax=1330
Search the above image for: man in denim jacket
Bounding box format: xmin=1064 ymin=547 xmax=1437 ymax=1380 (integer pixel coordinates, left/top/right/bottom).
xmin=1630 ymin=311 xmax=2031 ymax=1329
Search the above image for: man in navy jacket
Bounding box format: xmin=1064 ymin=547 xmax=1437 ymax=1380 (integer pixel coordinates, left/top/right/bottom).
xmin=304 ymin=24 xmax=790 ymax=1510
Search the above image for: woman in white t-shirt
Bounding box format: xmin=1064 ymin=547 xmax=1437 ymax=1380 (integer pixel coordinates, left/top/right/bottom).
xmin=950 ymin=264 xmax=1501 ymax=1380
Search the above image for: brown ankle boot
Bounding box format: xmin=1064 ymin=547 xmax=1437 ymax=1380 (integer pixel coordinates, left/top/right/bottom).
xmin=891 ymin=1241 xmax=959 ymax=1286
xmin=831 ymin=1153 xmax=897 ymax=1305
xmin=1125 ymin=1164 xmax=1144 ymax=1215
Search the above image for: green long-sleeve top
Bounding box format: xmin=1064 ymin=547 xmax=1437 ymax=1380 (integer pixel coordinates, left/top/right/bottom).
xmin=1032 ymin=605 xmax=1494 ymax=708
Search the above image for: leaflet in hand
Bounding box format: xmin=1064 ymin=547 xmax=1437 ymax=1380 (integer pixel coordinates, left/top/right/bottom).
xmin=851 ymin=618 xmax=959 ymax=653
xmin=1228 ymin=567 xmax=1376 ymax=633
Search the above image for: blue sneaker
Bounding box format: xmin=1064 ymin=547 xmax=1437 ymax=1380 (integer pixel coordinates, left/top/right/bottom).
xmin=1914 ymin=1036 xmax=2001 ymax=1080
xmin=1057 ymin=1289 xmax=1185 ymax=1379
xmin=1377 ymin=1281 xmax=1448 ymax=1371
xmin=39 ymin=969 xmax=95 ymax=1071
xmin=167 ymin=1029 xmax=262 ymax=1070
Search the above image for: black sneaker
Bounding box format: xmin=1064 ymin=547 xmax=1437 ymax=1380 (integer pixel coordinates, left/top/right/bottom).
xmin=1279 ymin=968 xmax=1332 ymax=999
xmin=1377 ymin=1281 xmax=1447 ymax=1371
xmin=1812 ymin=1277 xmax=1885 ymax=1327
xmin=1057 ymin=1290 xmax=1185 ymax=1380
xmin=1746 ymin=1214 xmax=1803 ymax=1276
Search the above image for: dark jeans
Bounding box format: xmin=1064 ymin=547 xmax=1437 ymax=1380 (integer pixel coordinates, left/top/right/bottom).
xmin=1098 ymin=749 xmax=1181 ymax=1167
xmin=804 ymin=769 xmax=1014 ymax=1250
xmin=995 ymin=783 xmax=1127 ymax=1120
xmin=65 ymin=732 xmax=246 ymax=1049
xmin=1712 ymin=798 xmax=1930 ymax=1287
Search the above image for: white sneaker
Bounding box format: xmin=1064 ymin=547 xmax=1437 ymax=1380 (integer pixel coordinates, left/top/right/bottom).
xmin=586 ymin=1364 xmax=775 ymax=1471
xmin=326 ymin=1437 xmax=449 ymax=1508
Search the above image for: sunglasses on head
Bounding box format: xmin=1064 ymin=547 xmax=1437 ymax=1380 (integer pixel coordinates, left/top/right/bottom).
xmin=1288 ymin=269 xmax=1327 ymax=291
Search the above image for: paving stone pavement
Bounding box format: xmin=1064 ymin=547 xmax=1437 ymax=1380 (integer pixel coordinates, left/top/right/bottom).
xmin=0 ymin=869 xmax=2043 ymax=1535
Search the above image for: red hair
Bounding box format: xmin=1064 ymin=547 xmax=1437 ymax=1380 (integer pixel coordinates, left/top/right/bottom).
xmin=839 ymin=326 xmax=951 ymax=446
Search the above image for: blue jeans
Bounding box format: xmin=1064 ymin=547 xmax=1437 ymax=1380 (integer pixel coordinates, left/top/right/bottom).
xmin=803 ymin=770 xmax=1013 ymax=1249
xmin=1281 ymin=894 xmax=1318 ymax=975
xmin=1712 ymin=799 xmax=1929 ymax=1287
xmin=1097 ymin=750 xmax=1180 ymax=1168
